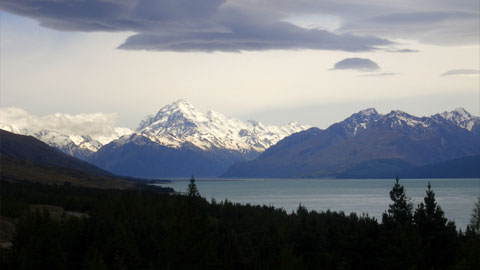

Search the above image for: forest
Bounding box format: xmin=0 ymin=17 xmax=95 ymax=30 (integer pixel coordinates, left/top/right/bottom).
xmin=0 ymin=178 xmax=479 ymax=270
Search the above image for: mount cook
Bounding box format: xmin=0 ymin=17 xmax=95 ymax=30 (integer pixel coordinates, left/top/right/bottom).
xmin=88 ymin=100 xmax=309 ymax=177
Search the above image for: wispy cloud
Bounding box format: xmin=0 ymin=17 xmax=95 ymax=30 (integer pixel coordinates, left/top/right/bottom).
xmin=360 ymin=72 xmax=398 ymax=77
xmin=384 ymin=49 xmax=419 ymax=53
xmin=441 ymin=69 xmax=480 ymax=76
xmin=331 ymin=58 xmax=380 ymax=72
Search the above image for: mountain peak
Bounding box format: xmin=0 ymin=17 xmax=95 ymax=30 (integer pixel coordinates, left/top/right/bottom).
xmin=132 ymin=101 xmax=309 ymax=152
xmin=438 ymin=108 xmax=473 ymax=121
xmin=453 ymin=107 xmax=470 ymax=116
xmin=170 ymin=99 xmax=195 ymax=110
xmin=388 ymin=109 xmax=409 ymax=116
xmin=437 ymin=107 xmax=478 ymax=132
xmin=137 ymin=100 xmax=205 ymax=131
xmin=340 ymin=108 xmax=382 ymax=136
xmin=358 ymin=108 xmax=378 ymax=116
xmin=160 ymin=99 xmax=198 ymax=115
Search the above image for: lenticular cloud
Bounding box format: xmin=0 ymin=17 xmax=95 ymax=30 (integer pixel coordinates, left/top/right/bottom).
xmin=332 ymin=58 xmax=380 ymax=72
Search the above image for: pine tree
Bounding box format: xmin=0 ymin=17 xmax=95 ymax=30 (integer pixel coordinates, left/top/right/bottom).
xmin=414 ymin=182 xmax=456 ymax=269
xmin=380 ymin=178 xmax=421 ymax=269
xmin=470 ymin=197 xmax=480 ymax=235
xmin=384 ymin=177 xmax=413 ymax=224
xmin=414 ymin=182 xmax=447 ymax=228
xmin=187 ymin=175 xmax=200 ymax=197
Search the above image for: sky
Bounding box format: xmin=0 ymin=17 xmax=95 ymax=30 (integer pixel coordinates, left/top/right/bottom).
xmin=0 ymin=0 xmax=479 ymax=130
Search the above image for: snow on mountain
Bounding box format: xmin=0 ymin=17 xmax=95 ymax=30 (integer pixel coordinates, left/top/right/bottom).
xmin=436 ymin=107 xmax=480 ymax=132
xmin=0 ymin=123 xmax=23 ymax=134
xmin=32 ymin=129 xmax=94 ymax=159
xmin=339 ymin=107 xmax=479 ymax=136
xmin=382 ymin=110 xmax=431 ymax=128
xmin=123 ymin=99 xmax=310 ymax=153
xmin=339 ymin=108 xmax=381 ymax=136
xmin=224 ymin=107 xmax=480 ymax=178
xmin=0 ymin=124 xmax=133 ymax=160
xmin=0 ymin=107 xmax=133 ymax=159
xmin=2 ymin=104 xmax=477 ymax=161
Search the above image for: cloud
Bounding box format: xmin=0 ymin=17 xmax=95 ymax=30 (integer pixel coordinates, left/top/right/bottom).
xmin=252 ymin=0 xmax=479 ymax=46
xmin=0 ymin=107 xmax=129 ymax=140
xmin=384 ymin=49 xmax=419 ymax=53
xmin=118 ymin=26 xmax=389 ymax=52
xmin=1 ymin=0 xmax=478 ymax=51
xmin=368 ymin=12 xmax=464 ymax=24
xmin=360 ymin=72 xmax=398 ymax=77
xmin=441 ymin=69 xmax=480 ymax=76
xmin=0 ymin=0 xmax=391 ymax=52
xmin=338 ymin=10 xmax=479 ymax=45
xmin=331 ymin=58 xmax=380 ymax=72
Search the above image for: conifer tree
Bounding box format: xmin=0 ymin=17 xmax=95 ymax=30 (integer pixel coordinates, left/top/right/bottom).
xmin=470 ymin=197 xmax=480 ymax=235
xmin=384 ymin=177 xmax=413 ymax=224
xmin=414 ymin=182 xmax=447 ymax=228
xmin=187 ymin=175 xmax=200 ymax=197
xmin=414 ymin=182 xmax=456 ymax=269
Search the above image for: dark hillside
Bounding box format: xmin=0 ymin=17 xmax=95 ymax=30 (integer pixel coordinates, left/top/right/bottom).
xmin=0 ymin=129 xmax=112 ymax=177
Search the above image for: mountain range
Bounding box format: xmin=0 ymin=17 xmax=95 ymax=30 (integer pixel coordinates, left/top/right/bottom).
xmin=1 ymin=101 xmax=479 ymax=178
xmin=223 ymin=108 xmax=480 ymax=178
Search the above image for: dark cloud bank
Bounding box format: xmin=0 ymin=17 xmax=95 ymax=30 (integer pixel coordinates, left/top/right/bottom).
xmin=1 ymin=0 xmax=478 ymax=52
xmin=0 ymin=0 xmax=389 ymax=52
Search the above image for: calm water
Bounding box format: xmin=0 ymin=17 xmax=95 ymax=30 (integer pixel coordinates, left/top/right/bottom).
xmin=158 ymin=178 xmax=480 ymax=230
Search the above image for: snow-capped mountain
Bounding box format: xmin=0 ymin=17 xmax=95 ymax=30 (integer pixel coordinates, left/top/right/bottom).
xmin=337 ymin=107 xmax=479 ymax=137
xmin=435 ymin=108 xmax=480 ymax=133
xmin=224 ymin=107 xmax=480 ymax=178
xmin=0 ymin=122 xmax=132 ymax=160
xmin=32 ymin=129 xmax=94 ymax=159
xmin=89 ymin=100 xmax=310 ymax=178
xmin=119 ymin=99 xmax=309 ymax=153
xmin=0 ymin=123 xmax=23 ymax=135
xmin=338 ymin=108 xmax=381 ymax=136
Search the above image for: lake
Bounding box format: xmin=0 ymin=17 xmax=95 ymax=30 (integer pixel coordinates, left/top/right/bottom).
xmin=158 ymin=178 xmax=480 ymax=230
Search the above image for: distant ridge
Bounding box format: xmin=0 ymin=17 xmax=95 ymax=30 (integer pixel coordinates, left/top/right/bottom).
xmin=223 ymin=108 xmax=480 ymax=178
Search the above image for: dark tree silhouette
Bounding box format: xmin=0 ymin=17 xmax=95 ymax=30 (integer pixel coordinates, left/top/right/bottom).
xmin=383 ymin=177 xmax=413 ymax=224
xmin=187 ymin=175 xmax=200 ymax=197
xmin=469 ymin=197 xmax=480 ymax=235
xmin=414 ymin=182 xmax=457 ymax=269
xmin=414 ymin=182 xmax=448 ymax=228
xmin=380 ymin=178 xmax=421 ymax=270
